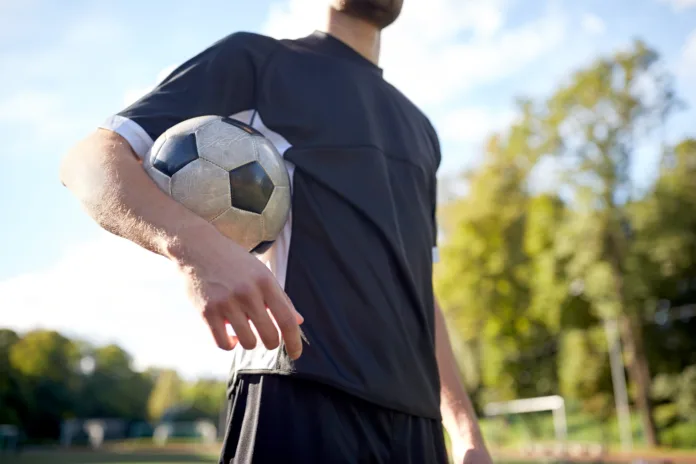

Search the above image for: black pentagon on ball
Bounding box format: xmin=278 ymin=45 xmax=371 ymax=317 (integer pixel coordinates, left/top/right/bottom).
xmin=229 ymin=161 xmax=274 ymax=214
xmin=152 ymin=133 xmax=199 ymax=177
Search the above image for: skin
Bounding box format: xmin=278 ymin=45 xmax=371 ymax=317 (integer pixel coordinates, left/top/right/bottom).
xmin=60 ymin=131 xmax=305 ymax=358
xmin=60 ymin=1 xmax=491 ymax=462
xmin=330 ymin=0 xmax=404 ymax=30
xmin=325 ymin=2 xmax=493 ymax=463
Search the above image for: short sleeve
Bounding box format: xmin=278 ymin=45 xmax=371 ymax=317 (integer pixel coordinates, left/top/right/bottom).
xmin=100 ymin=33 xmax=264 ymax=159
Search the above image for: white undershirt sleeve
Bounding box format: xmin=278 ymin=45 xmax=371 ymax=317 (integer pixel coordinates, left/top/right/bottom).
xmin=99 ymin=115 xmax=154 ymax=160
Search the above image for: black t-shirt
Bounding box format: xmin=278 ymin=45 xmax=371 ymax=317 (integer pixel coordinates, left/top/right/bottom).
xmin=101 ymin=31 xmax=442 ymax=419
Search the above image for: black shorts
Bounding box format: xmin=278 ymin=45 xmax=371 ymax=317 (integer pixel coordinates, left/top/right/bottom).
xmin=219 ymin=374 xmax=449 ymax=464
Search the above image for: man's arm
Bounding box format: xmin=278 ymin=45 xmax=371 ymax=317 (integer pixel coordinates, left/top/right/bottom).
xmin=60 ymin=129 xmax=303 ymax=358
xmin=61 ymin=129 xmax=209 ymax=259
xmin=60 ymin=129 xmax=302 ymax=359
xmin=435 ymin=298 xmax=493 ymax=463
xmin=60 ymin=32 xmax=303 ymax=359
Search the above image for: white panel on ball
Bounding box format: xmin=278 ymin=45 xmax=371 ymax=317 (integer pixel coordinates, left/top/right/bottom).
xmin=195 ymin=120 xmax=258 ymax=171
xmin=261 ymin=187 xmax=291 ymax=241
xmin=170 ymin=158 xmax=231 ymax=221
xmin=255 ymin=138 xmax=290 ymax=188
xmin=213 ymin=208 xmax=264 ymax=251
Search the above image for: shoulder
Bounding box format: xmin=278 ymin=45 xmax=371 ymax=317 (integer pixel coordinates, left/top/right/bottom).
xmin=216 ymin=31 xmax=280 ymax=51
xmin=207 ymin=31 xmax=282 ymax=67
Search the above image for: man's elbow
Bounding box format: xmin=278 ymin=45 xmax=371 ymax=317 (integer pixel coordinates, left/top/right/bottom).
xmin=60 ymin=129 xmax=131 ymax=194
xmin=59 ymin=144 xmax=80 ymax=189
xmin=60 ymin=131 xmax=99 ymax=191
xmin=60 ymin=130 xmax=123 ymax=216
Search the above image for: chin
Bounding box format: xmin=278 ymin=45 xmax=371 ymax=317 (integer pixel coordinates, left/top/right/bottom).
xmin=331 ymin=0 xmax=404 ymax=29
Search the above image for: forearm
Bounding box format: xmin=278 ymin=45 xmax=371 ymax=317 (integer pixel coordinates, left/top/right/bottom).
xmin=60 ymin=129 xmax=214 ymax=261
xmin=435 ymin=300 xmax=485 ymax=445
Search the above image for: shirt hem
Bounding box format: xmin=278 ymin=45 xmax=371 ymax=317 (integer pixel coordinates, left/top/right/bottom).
xmin=228 ymin=368 xmax=442 ymax=421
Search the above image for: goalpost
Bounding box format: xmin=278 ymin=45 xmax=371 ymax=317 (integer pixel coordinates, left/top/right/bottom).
xmin=483 ymin=395 xmax=568 ymax=443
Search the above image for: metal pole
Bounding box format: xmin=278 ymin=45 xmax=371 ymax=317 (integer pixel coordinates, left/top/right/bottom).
xmin=604 ymin=318 xmax=633 ymax=451
xmin=552 ymin=404 xmax=568 ymax=443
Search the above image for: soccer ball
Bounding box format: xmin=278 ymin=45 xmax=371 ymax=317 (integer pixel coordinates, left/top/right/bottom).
xmin=143 ymin=115 xmax=291 ymax=254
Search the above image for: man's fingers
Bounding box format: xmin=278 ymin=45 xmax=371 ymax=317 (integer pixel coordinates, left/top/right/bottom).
xmin=200 ymin=272 xmax=304 ymax=356
xmin=205 ymin=312 xmax=236 ymax=351
xmin=224 ymin=306 xmax=257 ymax=350
xmin=263 ymin=282 xmax=303 ymax=360
xmin=238 ymin=294 xmax=281 ymax=350
xmin=284 ymin=291 xmax=304 ymax=324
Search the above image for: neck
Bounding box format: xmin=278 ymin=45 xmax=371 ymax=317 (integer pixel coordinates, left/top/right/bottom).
xmin=322 ymin=8 xmax=381 ymax=65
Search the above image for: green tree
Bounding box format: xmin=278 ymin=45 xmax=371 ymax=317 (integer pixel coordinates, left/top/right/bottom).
xmin=537 ymin=40 xmax=679 ymax=446
xmin=182 ymin=378 xmax=227 ymax=420
xmin=435 ymin=41 xmax=695 ymax=447
xmin=0 ymin=329 xmax=25 ymax=426
xmin=436 ymin=116 xmax=563 ymax=404
xmin=9 ymin=330 xmax=81 ymax=440
xmin=634 ymin=139 xmax=696 ymax=375
xmin=0 ymin=329 xmax=21 ymax=401
xmin=78 ymin=344 xmax=153 ymax=420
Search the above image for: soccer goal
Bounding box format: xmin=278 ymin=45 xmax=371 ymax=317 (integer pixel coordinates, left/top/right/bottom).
xmin=483 ymin=395 xmax=567 ymax=443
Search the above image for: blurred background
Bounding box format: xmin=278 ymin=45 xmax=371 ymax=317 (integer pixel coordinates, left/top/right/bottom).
xmin=1 ymin=0 xmax=695 ymax=462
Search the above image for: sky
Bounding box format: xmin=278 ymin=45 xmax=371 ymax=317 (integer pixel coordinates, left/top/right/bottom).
xmin=1 ymin=0 xmax=695 ymax=380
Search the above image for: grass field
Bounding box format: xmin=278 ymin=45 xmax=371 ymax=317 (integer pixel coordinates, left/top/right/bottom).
xmin=4 ymin=439 xmax=696 ymax=464
xmin=5 ymin=446 xmax=696 ymax=464
xmin=1 ymin=444 xmax=219 ymax=464
xmin=479 ymin=411 xmax=696 ymax=449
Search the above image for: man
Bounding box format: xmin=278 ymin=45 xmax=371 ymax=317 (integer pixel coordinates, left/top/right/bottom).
xmin=60 ymin=1 xmax=492 ymax=462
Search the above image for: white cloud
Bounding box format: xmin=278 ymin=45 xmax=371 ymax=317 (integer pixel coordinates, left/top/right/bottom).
xmin=0 ymin=233 xmax=233 ymax=379
xmin=263 ymin=0 xmax=328 ymax=39
xmin=659 ymin=0 xmax=696 ymax=10
xmin=0 ymin=92 xmax=92 ymax=154
xmin=391 ymin=10 xmax=565 ymax=107
xmin=262 ymin=0 xmax=507 ymax=41
xmin=0 ymin=92 xmax=63 ymax=126
xmin=123 ymin=64 xmax=178 ymax=107
xmin=678 ymin=29 xmax=696 ymax=78
xmin=676 ymin=29 xmax=696 ymax=118
xmin=580 ymin=13 xmax=606 ymax=36
xmin=262 ymin=0 xmax=567 ymax=107
xmin=439 ymin=107 xmax=516 ymax=144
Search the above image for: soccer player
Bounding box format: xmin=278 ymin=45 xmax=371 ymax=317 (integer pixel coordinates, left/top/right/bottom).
xmin=60 ymin=1 xmax=492 ymax=462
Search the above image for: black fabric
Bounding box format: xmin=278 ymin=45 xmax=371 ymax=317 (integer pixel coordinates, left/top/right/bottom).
xmin=262 ymin=34 xmax=442 ymax=418
xmin=118 ymin=32 xmax=278 ymax=141
xmin=219 ymin=374 xmax=448 ymax=464
xmin=116 ymin=31 xmax=442 ymax=419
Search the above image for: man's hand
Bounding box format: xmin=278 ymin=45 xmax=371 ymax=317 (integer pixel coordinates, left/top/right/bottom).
xmin=60 ymin=130 xmax=304 ymax=360
xmin=451 ymin=439 xmax=494 ymax=464
xmin=175 ymin=225 xmax=305 ymax=359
